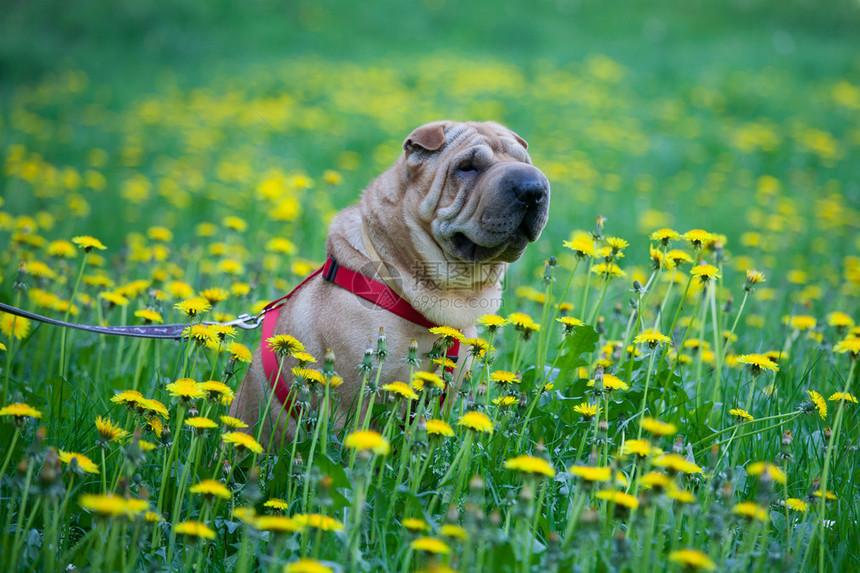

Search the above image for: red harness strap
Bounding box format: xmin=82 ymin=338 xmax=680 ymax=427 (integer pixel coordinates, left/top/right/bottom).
xmin=260 ymin=254 xmax=460 ymax=410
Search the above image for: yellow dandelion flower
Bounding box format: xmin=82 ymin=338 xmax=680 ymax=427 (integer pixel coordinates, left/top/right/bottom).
xmin=827 ymin=312 xmax=854 ymax=329
xmin=477 ymin=314 xmax=506 ymax=330
xmin=747 ymin=462 xmax=786 ymax=484
xmin=78 ymin=494 xmax=128 ymax=517
xmin=493 ymin=396 xmax=519 ymax=407
xmin=457 ymin=411 xmax=494 ymax=434
xmin=736 ymin=354 xmax=779 ymax=374
xmin=807 ymin=390 xmax=827 ymax=419
xmin=199 ymin=287 xmax=230 ymax=305
xmin=174 ymin=297 xmax=211 ymax=318
xmin=263 ymin=498 xmax=290 ymax=511
xmin=587 ymin=373 xmax=629 ymax=392
xmin=633 ymin=329 xmax=671 ymax=348
xmin=228 ymin=341 xmax=253 ymax=363
xmin=732 ymin=501 xmax=768 ymax=521
xmin=1 ymin=313 xmax=31 ymax=340
xmin=556 ymin=316 xmax=584 ymax=334
xmin=140 ymin=398 xmax=169 ymax=420
xmin=166 ymin=378 xmax=204 ymax=400
xmin=284 ymin=559 xmax=334 ymax=573
xmin=47 ymin=239 xmax=77 ymax=258
xmin=403 ymin=518 xmax=431 ymax=531
xmin=573 ymin=402 xmax=601 ymax=419
xmin=463 ymin=337 xmax=491 ymax=356
xmin=220 ymin=415 xmax=249 ymax=429
xmin=813 ymin=490 xmax=837 ymax=500
xmin=729 ymin=408 xmax=754 ymax=422
xmin=134 ymin=309 xmax=164 ymax=324
xmin=292 ymin=514 xmax=344 ymax=531
xmin=683 ymin=229 xmax=715 ymax=249
xmin=563 ymin=236 xmax=596 ymax=258
xmin=650 ymin=228 xmax=682 ymax=246
xmin=666 ymin=249 xmax=693 ymax=267
xmin=784 ymin=498 xmax=808 ymax=513
xmin=71 ymin=235 xmax=107 ymax=252
xmin=640 ymin=471 xmax=671 ymax=490
xmin=621 ymin=439 xmax=655 ymax=458
xmin=183 ymin=324 xmax=217 ymax=344
xmin=59 ymin=451 xmax=99 ymax=474
xmin=254 ymin=515 xmax=302 ymax=533
xmin=783 ymin=315 xmax=817 ymax=331
xmin=425 ymin=419 xmax=454 ymax=437
xmin=507 ymin=312 xmax=537 ymax=329
xmin=668 ymin=548 xmax=716 ymax=571
xmin=190 ymin=479 xmax=232 ymax=500
xmin=414 ymin=372 xmax=445 ymax=390
xmin=439 ymin=524 xmax=468 ymax=540
xmin=569 ymin=465 xmax=611 ymax=482
xmin=344 ymin=430 xmax=391 ymax=455
xmin=489 ymin=370 xmax=520 ymax=385
xmin=94 ymin=416 xmax=129 ymax=443
xmin=222 ymin=431 xmax=263 ymax=454
xmin=595 ymin=490 xmax=639 ymax=510
xmin=504 ymin=455 xmax=556 ymax=477
xmin=653 ymin=454 xmax=702 ymax=474
xmin=834 ymin=337 xmax=860 ymax=357
xmin=185 ymin=416 xmax=218 ymax=430
xmin=432 ymin=357 xmax=457 ymax=370
xmin=410 ymin=536 xmax=451 ymax=555
xmin=640 ymin=417 xmax=677 ymax=436
xmin=174 ymin=520 xmax=216 ymax=539
xmin=292 ymin=351 xmax=317 ymax=365
xmin=828 ymin=392 xmax=858 ymax=404
xmin=690 ymin=264 xmax=720 ymax=285
xmin=381 ymin=381 xmax=419 ymax=400
xmin=292 ymin=368 xmax=325 ymax=385
xmin=429 ymin=326 xmax=465 ymax=342
xmin=591 ymin=262 xmax=626 ymax=278
xmin=267 ymin=334 xmax=305 ymax=356
xmin=198 ymin=380 xmax=235 ymax=404
xmin=0 ymin=402 xmax=43 ymax=421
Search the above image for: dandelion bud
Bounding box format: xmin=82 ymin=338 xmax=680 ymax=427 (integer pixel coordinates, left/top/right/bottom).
xmin=39 ymin=447 xmax=60 ymax=489
xmin=713 ymin=242 xmax=724 ymax=263
xmin=466 ymin=390 xmax=476 ymax=409
xmin=376 ymin=327 xmax=388 ymax=361
xmin=489 ymin=509 xmax=502 ymax=528
xmin=406 ymin=338 xmax=419 ymax=366
xmin=469 ymin=474 xmax=484 ymax=494
xmin=632 ymin=280 xmax=644 ymax=295
xmin=323 ymin=348 xmax=336 ymax=377
xmin=14 ymin=259 xmax=29 ymax=292
xmin=518 ymin=392 xmax=528 ymax=409
xmin=720 ymin=481 xmax=733 ymax=500
xmin=596 ymin=316 xmax=605 ymax=335
xmin=723 ymin=295 xmax=734 ymax=314
xmin=446 ymin=504 xmax=459 ymax=523
xmin=580 ymin=507 xmax=600 ymax=529
xmin=613 ymin=302 xmax=624 ymax=320
xmin=188 ymin=405 xmax=199 ymax=418
xmin=592 ymin=215 xmax=606 ymax=240
xmin=222 ymin=459 xmax=232 ymax=478
xmin=476 ymin=381 xmax=487 ymax=396
xmin=519 ymin=483 xmax=534 ymax=504
xmin=17 ymin=458 xmax=28 ymax=476
xmin=673 ymin=436 xmax=684 ymax=454
xmin=597 ymin=418 xmax=609 ymax=435
xmin=824 ymin=426 xmax=832 ymax=442
xmin=360 ymin=341 xmax=374 ymax=373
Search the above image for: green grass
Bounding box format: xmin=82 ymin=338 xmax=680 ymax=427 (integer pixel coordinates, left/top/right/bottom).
xmin=1 ymin=1 xmax=860 ymax=571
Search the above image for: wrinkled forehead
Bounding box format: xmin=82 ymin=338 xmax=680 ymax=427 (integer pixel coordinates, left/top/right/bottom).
xmin=443 ymin=123 xmax=530 ymax=163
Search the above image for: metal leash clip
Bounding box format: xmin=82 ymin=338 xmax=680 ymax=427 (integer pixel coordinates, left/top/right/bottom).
xmin=216 ymin=312 xmax=266 ymax=331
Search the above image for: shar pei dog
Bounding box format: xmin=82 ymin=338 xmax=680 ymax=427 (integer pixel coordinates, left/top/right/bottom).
xmin=230 ymin=120 xmax=550 ymax=445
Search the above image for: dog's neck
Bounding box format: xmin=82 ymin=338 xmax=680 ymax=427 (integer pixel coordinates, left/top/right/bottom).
xmin=326 ymin=205 xmax=504 ymax=329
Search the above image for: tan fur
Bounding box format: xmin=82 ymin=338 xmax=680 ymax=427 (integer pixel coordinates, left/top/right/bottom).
xmin=230 ymin=121 xmax=549 ymax=446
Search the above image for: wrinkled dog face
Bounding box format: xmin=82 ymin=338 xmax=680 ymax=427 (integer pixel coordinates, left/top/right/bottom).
xmin=406 ymin=121 xmax=550 ymax=264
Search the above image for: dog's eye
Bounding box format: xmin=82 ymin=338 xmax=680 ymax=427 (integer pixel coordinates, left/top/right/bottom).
xmin=456 ymin=160 xmax=478 ymax=173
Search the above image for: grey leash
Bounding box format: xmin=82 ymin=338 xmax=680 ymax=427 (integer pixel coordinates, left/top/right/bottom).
xmin=0 ymin=300 xmax=265 ymax=340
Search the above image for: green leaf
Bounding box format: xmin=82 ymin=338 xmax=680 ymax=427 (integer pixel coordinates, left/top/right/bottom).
xmin=554 ymin=325 xmax=599 ymax=380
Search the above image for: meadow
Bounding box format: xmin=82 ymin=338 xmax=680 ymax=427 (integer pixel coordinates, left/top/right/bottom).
xmin=1 ymin=1 xmax=860 ymax=571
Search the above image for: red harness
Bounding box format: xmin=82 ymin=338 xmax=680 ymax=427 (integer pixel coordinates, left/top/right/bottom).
xmin=260 ymin=254 xmax=461 ymax=408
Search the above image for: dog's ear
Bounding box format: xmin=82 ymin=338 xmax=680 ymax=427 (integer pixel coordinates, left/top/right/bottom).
xmin=404 ymin=123 xmax=446 ymax=153
xmin=509 ymin=129 xmax=528 ymax=150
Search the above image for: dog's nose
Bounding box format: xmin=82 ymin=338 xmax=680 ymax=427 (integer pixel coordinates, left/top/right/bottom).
xmin=513 ymin=177 xmax=547 ymax=206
